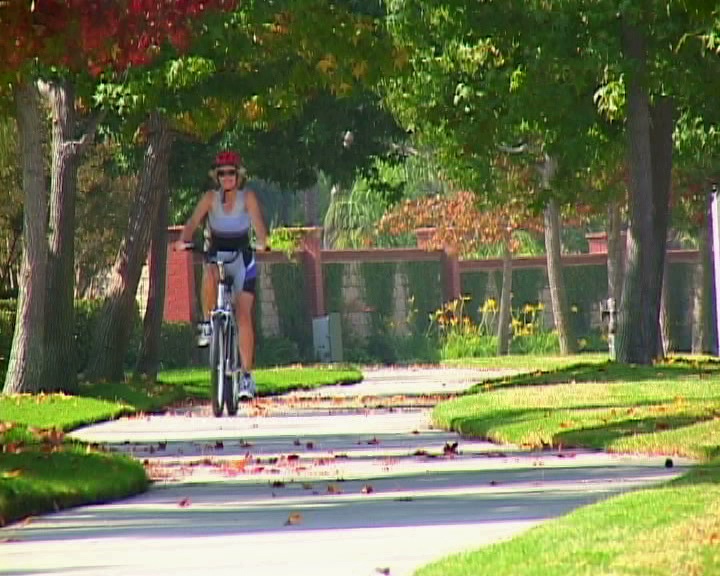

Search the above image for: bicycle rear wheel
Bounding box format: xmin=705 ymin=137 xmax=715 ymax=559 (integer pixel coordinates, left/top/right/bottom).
xmin=210 ymin=317 xmax=224 ymax=417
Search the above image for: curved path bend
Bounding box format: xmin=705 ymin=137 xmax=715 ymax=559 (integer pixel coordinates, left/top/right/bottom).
xmin=0 ymin=367 xmax=687 ymax=576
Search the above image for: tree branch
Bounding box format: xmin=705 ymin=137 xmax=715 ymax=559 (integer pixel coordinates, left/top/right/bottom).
xmin=70 ymin=109 xmax=107 ymax=156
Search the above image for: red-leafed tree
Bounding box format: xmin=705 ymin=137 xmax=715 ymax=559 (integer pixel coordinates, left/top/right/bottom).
xmin=379 ymin=189 xmax=544 ymax=354
xmin=1 ymin=0 xmax=235 ymax=395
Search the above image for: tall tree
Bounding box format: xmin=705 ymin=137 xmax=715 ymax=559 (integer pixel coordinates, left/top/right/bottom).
xmin=0 ymin=0 xmax=236 ymax=394
xmin=386 ymin=0 xmax=720 ymax=364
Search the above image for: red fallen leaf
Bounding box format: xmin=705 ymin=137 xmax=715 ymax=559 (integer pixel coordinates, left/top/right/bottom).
xmin=285 ymin=512 xmax=303 ymax=525
xmin=143 ymin=459 xmax=150 ymax=465
xmin=215 ymin=441 xmax=224 ymax=450
xmin=413 ymin=449 xmax=428 ymax=457
xmin=178 ymin=498 xmax=191 ymax=507
xmin=443 ymin=442 xmax=458 ymax=455
xmin=411 ymin=430 xmax=420 ymax=435
xmin=361 ymin=484 xmax=374 ymax=494
xmin=286 ymin=454 xmax=300 ymax=461
xmin=251 ymin=466 xmax=265 ymax=473
xmin=327 ymin=483 xmax=343 ymax=494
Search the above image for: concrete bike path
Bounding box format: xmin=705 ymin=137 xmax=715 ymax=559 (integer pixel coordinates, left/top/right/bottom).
xmin=0 ymin=367 xmax=689 ymax=576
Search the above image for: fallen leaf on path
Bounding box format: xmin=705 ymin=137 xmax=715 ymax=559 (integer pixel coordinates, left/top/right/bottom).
xmin=367 ymin=437 xmax=380 ymax=445
xmin=376 ymin=568 xmax=391 ymax=575
xmin=215 ymin=441 xmax=224 ymax=450
xmin=285 ymin=512 xmax=303 ymax=526
xmin=270 ymin=481 xmax=286 ymax=488
xmin=361 ymin=484 xmax=374 ymax=494
xmin=178 ymin=498 xmax=191 ymax=507
xmin=326 ymin=484 xmax=343 ymax=494
xmin=443 ymin=442 xmax=458 ymax=455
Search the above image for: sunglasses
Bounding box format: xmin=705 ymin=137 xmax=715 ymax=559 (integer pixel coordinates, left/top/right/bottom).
xmin=217 ymin=169 xmax=237 ymax=177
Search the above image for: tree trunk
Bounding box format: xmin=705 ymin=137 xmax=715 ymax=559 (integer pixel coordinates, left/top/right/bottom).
xmin=135 ymin=169 xmax=170 ymax=380
xmin=692 ymin=211 xmax=714 ymax=354
xmin=607 ymin=200 xmax=625 ymax=306
xmin=616 ymin=22 xmax=674 ymax=365
xmin=3 ymin=82 xmax=48 ymax=395
xmin=303 ymin=184 xmax=319 ymax=226
xmin=86 ymin=113 xmax=173 ymax=382
xmin=42 ymin=79 xmax=79 ymax=392
xmin=544 ymin=198 xmax=576 ymax=354
xmin=658 ymin=261 xmax=672 ymax=355
xmin=497 ymin=240 xmax=512 ymax=355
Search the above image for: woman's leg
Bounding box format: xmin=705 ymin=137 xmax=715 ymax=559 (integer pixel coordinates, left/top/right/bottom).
xmin=235 ymin=291 xmax=255 ymax=372
xmin=202 ymin=264 xmax=219 ymax=320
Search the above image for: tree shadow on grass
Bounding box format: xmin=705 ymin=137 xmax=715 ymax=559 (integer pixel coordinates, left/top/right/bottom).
xmin=450 ymin=409 xmax=717 ymax=455
xmin=466 ymin=360 xmax=720 ymax=394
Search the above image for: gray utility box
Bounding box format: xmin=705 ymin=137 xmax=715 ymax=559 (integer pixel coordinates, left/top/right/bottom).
xmin=312 ymin=313 xmax=343 ymax=363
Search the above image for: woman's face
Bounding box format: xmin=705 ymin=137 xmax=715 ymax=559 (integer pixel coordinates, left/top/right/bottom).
xmin=216 ymin=164 xmax=238 ymax=191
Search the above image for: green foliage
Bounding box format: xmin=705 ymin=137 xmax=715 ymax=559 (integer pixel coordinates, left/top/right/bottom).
xmin=269 ymin=262 xmax=312 ymax=360
xmin=256 ymin=336 xmax=302 ymax=367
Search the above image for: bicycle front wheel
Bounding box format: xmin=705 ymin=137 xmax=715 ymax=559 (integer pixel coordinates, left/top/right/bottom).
xmin=210 ymin=317 xmax=225 ymax=417
xmin=225 ymin=322 xmax=239 ymax=416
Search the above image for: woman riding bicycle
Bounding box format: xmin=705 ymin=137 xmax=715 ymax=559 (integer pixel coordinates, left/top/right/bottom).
xmin=175 ymin=150 xmax=269 ymax=399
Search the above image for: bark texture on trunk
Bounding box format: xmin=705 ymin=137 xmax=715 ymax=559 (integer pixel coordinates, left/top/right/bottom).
xmin=544 ymin=198 xmax=576 ymax=354
xmin=42 ymin=79 xmax=79 ymax=392
xmin=496 ymin=240 xmax=513 ymax=355
xmin=135 ymin=167 xmax=170 ymax=380
xmin=3 ymin=82 xmax=48 ymax=395
xmin=607 ymin=200 xmax=625 ymax=306
xmin=86 ymin=113 xmax=173 ymax=382
xmin=692 ymin=215 xmax=712 ymax=354
xmin=616 ymin=22 xmax=674 ymax=365
xmin=658 ymin=261 xmax=672 ymax=355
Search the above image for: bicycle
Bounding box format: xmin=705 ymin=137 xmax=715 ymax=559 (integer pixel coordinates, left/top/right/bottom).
xmin=180 ymin=242 xmax=242 ymax=417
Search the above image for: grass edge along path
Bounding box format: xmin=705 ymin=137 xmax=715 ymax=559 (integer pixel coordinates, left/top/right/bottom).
xmin=0 ymin=364 xmax=362 ymax=528
xmin=418 ymin=357 xmax=720 ymax=576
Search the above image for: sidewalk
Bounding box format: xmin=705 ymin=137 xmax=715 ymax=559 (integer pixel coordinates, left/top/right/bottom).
xmin=0 ymin=367 xmax=688 ymax=576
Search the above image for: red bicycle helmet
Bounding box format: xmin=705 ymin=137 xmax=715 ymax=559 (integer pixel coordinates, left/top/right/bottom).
xmin=213 ymin=150 xmax=242 ymax=168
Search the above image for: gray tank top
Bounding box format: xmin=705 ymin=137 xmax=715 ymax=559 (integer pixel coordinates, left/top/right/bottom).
xmin=207 ymin=189 xmax=252 ymax=252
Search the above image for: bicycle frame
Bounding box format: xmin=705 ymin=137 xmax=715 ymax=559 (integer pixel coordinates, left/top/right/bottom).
xmin=209 ymin=257 xmax=241 ymax=416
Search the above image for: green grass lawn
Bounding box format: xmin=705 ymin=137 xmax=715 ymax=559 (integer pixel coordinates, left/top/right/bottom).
xmin=442 ymin=352 xmax=608 ymax=372
xmin=419 ymin=356 xmax=720 ymax=576
xmin=0 ymin=364 xmax=362 ymax=527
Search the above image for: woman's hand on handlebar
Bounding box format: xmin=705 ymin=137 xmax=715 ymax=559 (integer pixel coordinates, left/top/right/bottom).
xmin=173 ymin=239 xmax=195 ymax=252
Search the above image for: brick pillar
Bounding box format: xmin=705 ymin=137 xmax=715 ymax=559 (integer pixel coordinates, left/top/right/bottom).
xmin=441 ymin=248 xmax=461 ymax=303
xmin=164 ymin=226 xmax=197 ymax=323
xmin=301 ymin=227 xmax=325 ymax=317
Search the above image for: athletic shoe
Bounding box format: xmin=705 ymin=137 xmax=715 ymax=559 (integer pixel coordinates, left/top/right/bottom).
xmin=238 ymin=372 xmax=256 ymax=401
xmin=197 ymin=321 xmax=211 ymax=347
